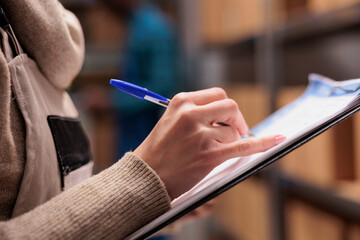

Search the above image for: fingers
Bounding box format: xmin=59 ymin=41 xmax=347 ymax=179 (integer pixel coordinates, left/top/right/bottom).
xmin=172 ymin=88 xmax=228 ymax=106
xmin=211 ymin=125 xmax=241 ymax=143
xmin=171 ymin=88 xmax=249 ymax=135
xmin=199 ymin=99 xmax=249 ymax=136
xmin=213 ymin=134 xmax=287 ymax=161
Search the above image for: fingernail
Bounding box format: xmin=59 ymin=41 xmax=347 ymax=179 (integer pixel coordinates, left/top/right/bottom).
xmin=275 ymin=135 xmax=287 ymax=145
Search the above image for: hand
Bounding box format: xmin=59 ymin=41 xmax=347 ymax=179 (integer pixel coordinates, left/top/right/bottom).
xmin=134 ymin=88 xmax=286 ymax=200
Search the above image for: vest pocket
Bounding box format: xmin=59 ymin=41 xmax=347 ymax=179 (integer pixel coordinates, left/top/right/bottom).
xmin=47 ymin=115 xmax=92 ymax=189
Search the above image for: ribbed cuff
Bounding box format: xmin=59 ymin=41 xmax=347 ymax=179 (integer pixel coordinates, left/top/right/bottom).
xmin=1 ymin=152 xmax=171 ymax=240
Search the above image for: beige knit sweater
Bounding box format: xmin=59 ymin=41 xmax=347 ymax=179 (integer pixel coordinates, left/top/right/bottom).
xmin=0 ymin=1 xmax=171 ymax=239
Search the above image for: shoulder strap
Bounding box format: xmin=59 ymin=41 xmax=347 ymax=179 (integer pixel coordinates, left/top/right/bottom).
xmin=0 ymin=5 xmax=10 ymax=29
xmin=0 ymin=5 xmax=22 ymax=56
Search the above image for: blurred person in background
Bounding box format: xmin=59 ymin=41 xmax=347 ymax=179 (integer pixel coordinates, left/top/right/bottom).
xmin=103 ymin=0 xmax=180 ymax=158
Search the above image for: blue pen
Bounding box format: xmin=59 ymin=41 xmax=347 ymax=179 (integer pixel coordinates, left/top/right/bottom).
xmin=110 ymin=79 xmax=170 ymax=107
xmin=110 ymin=79 xmax=255 ymax=138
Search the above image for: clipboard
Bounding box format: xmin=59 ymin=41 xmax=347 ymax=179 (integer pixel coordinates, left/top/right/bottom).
xmin=125 ymin=74 xmax=360 ymax=240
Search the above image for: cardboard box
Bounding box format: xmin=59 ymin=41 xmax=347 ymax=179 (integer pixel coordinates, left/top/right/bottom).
xmin=286 ymin=200 xmax=343 ymax=240
xmin=201 ymin=0 xmax=265 ymax=44
xmin=224 ymin=85 xmax=270 ymax=127
xmin=214 ymin=178 xmax=271 ymax=240
xmin=82 ymin=2 xmax=125 ymax=46
xmin=334 ymin=113 xmax=360 ymax=204
xmin=281 ymin=0 xmax=310 ymax=20
xmin=91 ymin=110 xmax=117 ymax=172
xmin=353 ymin=112 xmax=360 ymax=184
xmin=309 ymin=0 xmax=360 ymax=14
xmin=201 ymin=0 xmax=222 ymax=44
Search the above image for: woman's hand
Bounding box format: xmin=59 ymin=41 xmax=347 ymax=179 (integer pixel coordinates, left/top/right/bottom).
xmin=134 ymin=88 xmax=286 ymax=200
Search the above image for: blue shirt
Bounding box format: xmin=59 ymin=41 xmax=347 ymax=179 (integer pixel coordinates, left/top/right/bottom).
xmin=113 ymin=3 xmax=179 ymax=114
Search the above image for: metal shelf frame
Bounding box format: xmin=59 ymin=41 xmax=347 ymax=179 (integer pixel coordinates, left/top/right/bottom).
xmin=257 ymin=2 xmax=360 ymax=240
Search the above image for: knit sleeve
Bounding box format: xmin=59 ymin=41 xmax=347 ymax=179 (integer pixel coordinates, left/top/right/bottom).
xmin=0 ymin=152 xmax=171 ymax=240
xmin=0 ymin=0 xmax=85 ymax=89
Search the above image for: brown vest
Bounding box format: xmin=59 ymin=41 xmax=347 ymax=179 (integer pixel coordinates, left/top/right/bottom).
xmin=1 ymin=19 xmax=92 ymax=218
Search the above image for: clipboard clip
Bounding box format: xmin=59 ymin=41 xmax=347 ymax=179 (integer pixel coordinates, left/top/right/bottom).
xmin=329 ymin=82 xmax=360 ymax=95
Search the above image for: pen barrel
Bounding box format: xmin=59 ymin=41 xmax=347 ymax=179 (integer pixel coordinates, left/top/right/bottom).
xmin=144 ymin=95 xmax=170 ymax=108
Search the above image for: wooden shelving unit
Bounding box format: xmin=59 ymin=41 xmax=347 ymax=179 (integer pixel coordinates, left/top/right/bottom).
xmin=205 ymin=2 xmax=360 ymax=240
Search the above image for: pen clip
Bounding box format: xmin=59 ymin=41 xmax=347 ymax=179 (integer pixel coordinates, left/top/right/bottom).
xmin=329 ymin=83 xmax=360 ymax=95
